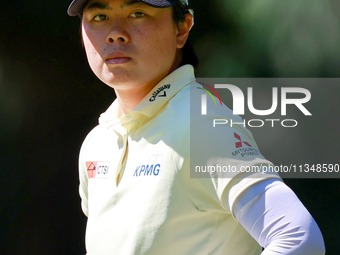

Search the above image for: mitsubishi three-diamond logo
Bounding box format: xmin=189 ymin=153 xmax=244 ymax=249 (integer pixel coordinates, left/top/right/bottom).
xmin=234 ymin=132 xmax=252 ymax=148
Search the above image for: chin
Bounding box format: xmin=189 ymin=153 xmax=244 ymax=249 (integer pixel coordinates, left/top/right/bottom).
xmin=95 ymin=68 xmax=129 ymax=85
xmin=100 ymin=75 xmax=137 ymax=89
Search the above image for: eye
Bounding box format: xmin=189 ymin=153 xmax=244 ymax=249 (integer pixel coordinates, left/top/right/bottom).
xmin=93 ymin=14 xmax=108 ymax=22
xmin=130 ymin=12 xmax=145 ymax=18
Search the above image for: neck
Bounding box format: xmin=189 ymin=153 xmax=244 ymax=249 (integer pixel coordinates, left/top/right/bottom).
xmin=115 ymin=86 xmax=150 ymax=116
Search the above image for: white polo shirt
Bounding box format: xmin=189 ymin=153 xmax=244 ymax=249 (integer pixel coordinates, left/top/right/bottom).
xmin=79 ymin=65 xmax=281 ymax=255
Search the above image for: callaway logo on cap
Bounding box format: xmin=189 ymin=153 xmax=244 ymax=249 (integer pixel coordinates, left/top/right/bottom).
xmin=68 ymin=0 xmax=190 ymax=16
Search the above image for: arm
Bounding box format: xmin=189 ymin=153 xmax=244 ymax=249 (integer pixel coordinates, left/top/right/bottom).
xmin=234 ymin=179 xmax=325 ymax=255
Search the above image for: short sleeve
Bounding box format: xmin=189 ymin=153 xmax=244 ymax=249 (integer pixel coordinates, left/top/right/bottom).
xmin=189 ymin=85 xmax=281 ymax=214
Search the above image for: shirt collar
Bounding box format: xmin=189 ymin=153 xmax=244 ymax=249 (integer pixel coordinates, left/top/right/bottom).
xmin=99 ymin=64 xmax=195 ymax=127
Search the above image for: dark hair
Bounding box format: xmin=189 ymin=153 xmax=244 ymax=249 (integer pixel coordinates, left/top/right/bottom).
xmin=172 ymin=4 xmax=187 ymax=29
xmin=172 ymin=4 xmax=199 ymax=68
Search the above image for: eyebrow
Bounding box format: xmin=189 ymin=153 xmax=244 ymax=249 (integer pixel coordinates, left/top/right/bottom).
xmin=86 ymin=0 xmax=144 ymax=11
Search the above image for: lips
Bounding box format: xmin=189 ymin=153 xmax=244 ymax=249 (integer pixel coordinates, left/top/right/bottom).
xmin=105 ymin=51 xmax=131 ymax=64
xmin=106 ymin=57 xmax=131 ymax=64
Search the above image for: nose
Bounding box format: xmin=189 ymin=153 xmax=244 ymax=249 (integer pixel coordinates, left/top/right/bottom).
xmin=106 ymin=19 xmax=130 ymax=44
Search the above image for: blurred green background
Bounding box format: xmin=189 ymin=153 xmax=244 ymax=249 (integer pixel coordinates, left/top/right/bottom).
xmin=0 ymin=0 xmax=339 ymax=254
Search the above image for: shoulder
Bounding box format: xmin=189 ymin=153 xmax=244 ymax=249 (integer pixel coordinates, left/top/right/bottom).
xmin=188 ymin=81 xmax=257 ymax=146
xmin=79 ymin=124 xmax=114 ymax=154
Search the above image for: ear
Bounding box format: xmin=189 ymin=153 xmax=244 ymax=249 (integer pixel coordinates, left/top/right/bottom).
xmin=176 ymin=13 xmax=194 ymax=49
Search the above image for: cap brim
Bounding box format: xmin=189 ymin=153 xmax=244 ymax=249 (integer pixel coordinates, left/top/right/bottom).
xmin=67 ymin=0 xmax=178 ymax=17
xmin=67 ymin=0 xmax=87 ymax=16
